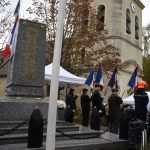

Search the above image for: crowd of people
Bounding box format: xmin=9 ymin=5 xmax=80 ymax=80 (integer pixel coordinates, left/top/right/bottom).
xmin=64 ymin=79 xmax=150 ymax=138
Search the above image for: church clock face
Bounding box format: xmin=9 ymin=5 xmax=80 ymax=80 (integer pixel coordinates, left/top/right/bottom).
xmin=130 ymin=2 xmax=136 ymax=13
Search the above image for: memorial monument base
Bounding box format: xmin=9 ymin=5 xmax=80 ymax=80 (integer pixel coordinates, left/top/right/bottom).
xmin=0 ymin=98 xmax=128 ymax=150
xmin=6 ymin=85 xmax=44 ymax=97
xmin=0 ymin=97 xmax=49 ymax=121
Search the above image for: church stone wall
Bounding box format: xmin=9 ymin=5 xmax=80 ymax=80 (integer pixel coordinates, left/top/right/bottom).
xmin=92 ymin=0 xmax=143 ymax=68
xmin=0 ymin=76 xmax=7 ymax=99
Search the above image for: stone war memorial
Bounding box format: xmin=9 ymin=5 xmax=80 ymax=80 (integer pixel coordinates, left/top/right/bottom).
xmin=0 ymin=19 xmax=128 ymax=150
xmin=0 ymin=19 xmax=49 ymax=120
xmin=7 ymin=19 xmax=45 ymax=97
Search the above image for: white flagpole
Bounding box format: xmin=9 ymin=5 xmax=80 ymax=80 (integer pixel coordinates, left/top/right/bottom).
xmin=46 ymin=0 xmax=67 ymax=150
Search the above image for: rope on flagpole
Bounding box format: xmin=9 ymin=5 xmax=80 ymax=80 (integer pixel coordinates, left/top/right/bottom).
xmin=0 ymin=58 xmax=10 ymax=69
xmin=0 ymin=58 xmax=3 ymax=66
xmin=104 ymin=85 xmax=108 ymax=96
xmin=121 ymin=87 xmax=128 ymax=98
xmin=121 ymin=90 xmax=126 ymax=98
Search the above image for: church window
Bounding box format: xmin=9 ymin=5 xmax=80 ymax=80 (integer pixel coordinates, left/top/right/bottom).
xmin=97 ymin=5 xmax=105 ymax=31
xmin=126 ymin=9 xmax=131 ymax=34
xmin=135 ymin=16 xmax=139 ymax=40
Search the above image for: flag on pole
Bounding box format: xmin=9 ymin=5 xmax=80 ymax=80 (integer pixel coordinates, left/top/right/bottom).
xmin=95 ymin=66 xmax=104 ymax=87
xmin=1 ymin=0 xmax=20 ymax=58
xmin=128 ymin=67 xmax=138 ymax=89
xmin=1 ymin=44 xmax=11 ymax=58
xmin=108 ymin=67 xmax=118 ymax=88
xmin=85 ymin=69 xmax=94 ymax=88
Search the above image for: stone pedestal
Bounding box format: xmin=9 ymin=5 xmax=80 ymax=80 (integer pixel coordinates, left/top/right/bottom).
xmin=0 ymin=97 xmax=49 ymax=121
xmin=57 ymin=109 xmax=65 ymax=121
xmin=6 ymin=19 xmax=46 ymax=97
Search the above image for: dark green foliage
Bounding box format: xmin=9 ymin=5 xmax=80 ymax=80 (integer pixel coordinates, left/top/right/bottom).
xmin=143 ymin=56 xmax=150 ymax=91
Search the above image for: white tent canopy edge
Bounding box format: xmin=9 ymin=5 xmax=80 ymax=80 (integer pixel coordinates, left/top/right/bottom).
xmin=123 ymin=91 xmax=150 ymax=105
xmin=45 ymin=63 xmax=86 ymax=84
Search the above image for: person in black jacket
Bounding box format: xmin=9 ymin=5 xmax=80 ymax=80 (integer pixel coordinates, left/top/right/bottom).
xmin=90 ymin=84 xmax=104 ymax=130
xmin=65 ymin=88 xmax=78 ymax=123
xmin=134 ymin=80 xmax=149 ymax=121
xmin=81 ymin=88 xmax=91 ymax=126
xmin=108 ymin=88 xmax=123 ymax=134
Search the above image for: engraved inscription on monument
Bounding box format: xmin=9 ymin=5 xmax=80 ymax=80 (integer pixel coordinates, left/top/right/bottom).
xmin=23 ymin=27 xmax=39 ymax=83
xmin=6 ymin=19 xmax=46 ymax=97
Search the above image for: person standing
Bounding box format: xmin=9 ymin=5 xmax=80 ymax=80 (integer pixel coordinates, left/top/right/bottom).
xmin=134 ymin=80 xmax=149 ymax=121
xmin=90 ymin=84 xmax=104 ymax=130
xmin=65 ymin=88 xmax=78 ymax=123
xmin=80 ymin=88 xmax=91 ymax=126
xmin=128 ymin=80 xmax=149 ymax=149
xmin=108 ymin=88 xmax=123 ymax=134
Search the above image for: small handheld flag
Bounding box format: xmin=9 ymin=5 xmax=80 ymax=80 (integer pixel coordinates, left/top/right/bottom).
xmin=128 ymin=67 xmax=138 ymax=89
xmin=95 ymin=66 xmax=104 ymax=87
xmin=85 ymin=69 xmax=94 ymax=88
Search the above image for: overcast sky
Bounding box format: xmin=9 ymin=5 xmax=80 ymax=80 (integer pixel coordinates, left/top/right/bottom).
xmin=10 ymin=0 xmax=150 ymax=27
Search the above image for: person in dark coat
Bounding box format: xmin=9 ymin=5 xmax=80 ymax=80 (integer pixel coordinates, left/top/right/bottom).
xmin=81 ymin=88 xmax=91 ymax=126
xmin=27 ymin=108 xmax=43 ymax=148
xmin=134 ymin=80 xmax=149 ymax=121
xmin=90 ymin=84 xmax=104 ymax=130
xmin=65 ymin=88 xmax=78 ymax=123
xmin=108 ymin=88 xmax=123 ymax=134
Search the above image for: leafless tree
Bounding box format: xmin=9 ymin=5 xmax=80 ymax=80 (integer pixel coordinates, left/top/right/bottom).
xmin=0 ymin=0 xmax=12 ymax=41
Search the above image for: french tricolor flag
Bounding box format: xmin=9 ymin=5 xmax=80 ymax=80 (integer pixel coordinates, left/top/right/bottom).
xmin=95 ymin=66 xmax=104 ymax=87
xmin=128 ymin=66 xmax=138 ymax=89
xmin=108 ymin=67 xmax=118 ymax=89
xmin=1 ymin=0 xmax=20 ymax=58
xmin=85 ymin=69 xmax=94 ymax=88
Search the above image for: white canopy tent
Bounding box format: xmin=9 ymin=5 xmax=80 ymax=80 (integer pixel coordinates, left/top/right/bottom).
xmin=45 ymin=63 xmax=86 ymax=85
xmin=123 ymin=91 xmax=150 ymax=105
xmin=123 ymin=92 xmax=150 ymax=112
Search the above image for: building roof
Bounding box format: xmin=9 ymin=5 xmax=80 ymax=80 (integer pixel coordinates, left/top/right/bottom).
xmin=133 ymin=0 xmax=145 ymax=9
xmin=119 ymin=59 xmax=144 ymax=76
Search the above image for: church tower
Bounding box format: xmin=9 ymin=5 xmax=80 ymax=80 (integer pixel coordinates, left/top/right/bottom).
xmin=91 ymin=0 xmax=144 ymax=96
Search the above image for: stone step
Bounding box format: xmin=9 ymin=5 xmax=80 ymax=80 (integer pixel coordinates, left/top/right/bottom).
xmin=0 ymin=129 xmax=101 ymax=145
xmin=0 ymin=133 xmax=128 ymax=150
xmin=0 ymin=125 xmax=79 ymax=135
xmin=0 ymin=120 xmax=73 ymax=128
xmin=0 ymin=120 xmax=128 ymax=150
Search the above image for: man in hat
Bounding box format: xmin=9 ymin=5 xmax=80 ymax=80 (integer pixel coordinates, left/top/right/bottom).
xmin=108 ymin=88 xmax=123 ymax=134
xmin=65 ymin=88 xmax=78 ymax=123
xmin=90 ymin=84 xmax=104 ymax=130
xmin=80 ymin=88 xmax=91 ymax=126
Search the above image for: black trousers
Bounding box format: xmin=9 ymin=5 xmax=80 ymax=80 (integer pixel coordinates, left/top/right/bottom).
xmin=90 ymin=108 xmax=101 ymax=130
xmin=109 ymin=120 xmax=120 ymax=134
xmin=82 ymin=108 xmax=90 ymax=126
xmin=65 ymin=107 xmax=74 ymax=123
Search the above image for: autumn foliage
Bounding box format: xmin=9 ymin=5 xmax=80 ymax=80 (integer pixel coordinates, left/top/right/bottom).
xmin=27 ymin=0 xmax=120 ymax=75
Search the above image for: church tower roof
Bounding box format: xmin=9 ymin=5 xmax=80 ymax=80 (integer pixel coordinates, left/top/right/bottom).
xmin=133 ymin=0 xmax=145 ymax=9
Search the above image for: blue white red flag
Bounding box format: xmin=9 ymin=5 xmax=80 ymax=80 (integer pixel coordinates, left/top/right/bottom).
xmin=1 ymin=0 xmax=20 ymax=58
xmin=85 ymin=69 xmax=94 ymax=88
xmin=108 ymin=67 xmax=118 ymax=88
xmin=128 ymin=67 xmax=138 ymax=89
xmin=95 ymin=66 xmax=104 ymax=87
